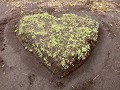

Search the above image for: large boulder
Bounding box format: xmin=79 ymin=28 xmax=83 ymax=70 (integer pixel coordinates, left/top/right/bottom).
xmin=16 ymin=13 xmax=99 ymax=77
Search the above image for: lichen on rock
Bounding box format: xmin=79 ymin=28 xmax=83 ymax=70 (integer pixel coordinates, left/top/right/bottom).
xmin=16 ymin=13 xmax=99 ymax=70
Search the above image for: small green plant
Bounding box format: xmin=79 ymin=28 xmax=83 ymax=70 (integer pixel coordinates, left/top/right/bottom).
xmin=16 ymin=13 xmax=99 ymax=69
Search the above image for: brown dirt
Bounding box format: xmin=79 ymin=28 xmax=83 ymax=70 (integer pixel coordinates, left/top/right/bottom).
xmin=0 ymin=57 xmax=4 ymax=67
xmin=0 ymin=0 xmax=120 ymax=90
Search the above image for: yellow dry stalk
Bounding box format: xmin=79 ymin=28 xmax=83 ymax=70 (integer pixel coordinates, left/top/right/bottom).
xmin=8 ymin=0 xmax=31 ymax=10
xmin=89 ymin=0 xmax=111 ymax=12
xmin=39 ymin=0 xmax=88 ymax=8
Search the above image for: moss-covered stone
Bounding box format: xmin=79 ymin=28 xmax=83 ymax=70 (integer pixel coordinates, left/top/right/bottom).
xmin=16 ymin=13 xmax=99 ymax=72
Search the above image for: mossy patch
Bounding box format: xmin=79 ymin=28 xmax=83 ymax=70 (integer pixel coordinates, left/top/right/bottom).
xmin=16 ymin=13 xmax=99 ymax=70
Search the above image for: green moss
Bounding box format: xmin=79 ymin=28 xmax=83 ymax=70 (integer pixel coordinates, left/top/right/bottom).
xmin=16 ymin=13 xmax=99 ymax=69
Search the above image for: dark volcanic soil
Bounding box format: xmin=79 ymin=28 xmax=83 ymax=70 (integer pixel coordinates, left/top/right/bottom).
xmin=0 ymin=1 xmax=120 ymax=90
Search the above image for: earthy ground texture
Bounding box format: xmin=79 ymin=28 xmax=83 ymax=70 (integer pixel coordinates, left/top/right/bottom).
xmin=0 ymin=0 xmax=120 ymax=90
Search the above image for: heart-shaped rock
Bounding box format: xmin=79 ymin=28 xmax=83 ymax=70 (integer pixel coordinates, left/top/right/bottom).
xmin=16 ymin=13 xmax=99 ymax=77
